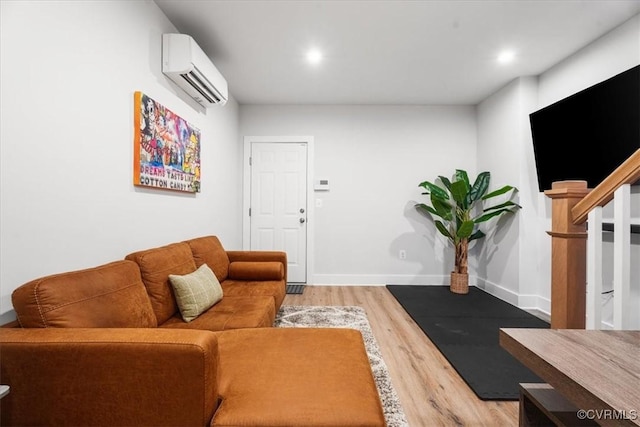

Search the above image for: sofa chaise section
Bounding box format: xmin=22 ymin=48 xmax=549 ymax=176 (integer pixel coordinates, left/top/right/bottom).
xmin=212 ymin=327 xmax=386 ymax=427
xmin=0 ymin=327 xmax=387 ymax=427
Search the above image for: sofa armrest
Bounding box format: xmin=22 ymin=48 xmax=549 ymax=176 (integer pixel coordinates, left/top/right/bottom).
xmin=0 ymin=328 xmax=219 ymax=426
xmin=228 ymin=261 xmax=284 ymax=281
xmin=227 ymin=251 xmax=287 ymax=283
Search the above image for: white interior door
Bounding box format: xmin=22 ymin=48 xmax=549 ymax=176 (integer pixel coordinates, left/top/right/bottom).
xmin=250 ymin=142 xmax=307 ymax=283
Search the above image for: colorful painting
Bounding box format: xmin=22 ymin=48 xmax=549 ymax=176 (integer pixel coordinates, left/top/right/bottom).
xmin=133 ymin=91 xmax=201 ymax=193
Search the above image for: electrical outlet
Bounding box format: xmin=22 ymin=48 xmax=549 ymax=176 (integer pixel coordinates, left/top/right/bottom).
xmin=399 ymin=250 xmax=406 ymax=259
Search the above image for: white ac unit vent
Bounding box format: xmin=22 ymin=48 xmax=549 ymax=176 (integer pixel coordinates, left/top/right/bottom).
xmin=162 ymin=33 xmax=228 ymax=107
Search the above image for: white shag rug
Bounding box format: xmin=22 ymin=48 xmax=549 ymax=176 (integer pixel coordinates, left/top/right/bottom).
xmin=275 ymin=305 xmax=410 ymax=427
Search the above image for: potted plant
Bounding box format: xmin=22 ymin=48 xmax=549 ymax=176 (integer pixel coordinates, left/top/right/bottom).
xmin=415 ymin=169 xmax=521 ymax=294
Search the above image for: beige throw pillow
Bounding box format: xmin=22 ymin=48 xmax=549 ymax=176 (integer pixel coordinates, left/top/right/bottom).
xmin=169 ymin=264 xmax=223 ymax=322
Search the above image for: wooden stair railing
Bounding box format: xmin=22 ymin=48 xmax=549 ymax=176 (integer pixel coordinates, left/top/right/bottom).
xmin=544 ymin=148 xmax=640 ymax=329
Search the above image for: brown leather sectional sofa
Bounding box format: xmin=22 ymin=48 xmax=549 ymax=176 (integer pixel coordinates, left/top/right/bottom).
xmin=0 ymin=236 xmax=386 ymax=426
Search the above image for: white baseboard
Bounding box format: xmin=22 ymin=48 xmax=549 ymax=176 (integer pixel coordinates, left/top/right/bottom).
xmin=310 ymin=274 xmax=449 ymax=286
xmin=535 ymin=296 xmax=551 ymax=316
xmin=475 ymin=278 xmax=520 ymax=307
xmin=307 ymin=282 xmax=387 ymax=287
xmin=475 ymin=280 xmax=554 ymax=317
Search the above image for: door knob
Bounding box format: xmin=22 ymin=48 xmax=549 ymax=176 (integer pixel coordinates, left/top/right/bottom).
xmin=300 ymin=208 xmax=305 ymax=213
xmin=299 ymin=218 xmax=306 ymax=223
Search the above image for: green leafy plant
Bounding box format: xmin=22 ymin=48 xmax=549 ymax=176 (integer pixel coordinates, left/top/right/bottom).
xmin=416 ymin=169 xmax=521 ymax=276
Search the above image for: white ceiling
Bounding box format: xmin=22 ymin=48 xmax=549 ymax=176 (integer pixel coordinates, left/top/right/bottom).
xmin=154 ymin=0 xmax=640 ymax=105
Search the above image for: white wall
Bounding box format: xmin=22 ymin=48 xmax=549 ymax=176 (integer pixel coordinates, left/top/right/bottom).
xmin=538 ymin=14 xmax=640 ymax=109
xmin=240 ymin=105 xmax=477 ymax=285
xmin=0 ymin=0 xmax=242 ymax=321
xmin=476 ymin=13 xmax=640 ymax=316
xmin=476 ymin=77 xmax=541 ymax=307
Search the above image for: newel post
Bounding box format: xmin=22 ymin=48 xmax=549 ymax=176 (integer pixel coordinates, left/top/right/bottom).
xmin=544 ymin=181 xmax=591 ymax=329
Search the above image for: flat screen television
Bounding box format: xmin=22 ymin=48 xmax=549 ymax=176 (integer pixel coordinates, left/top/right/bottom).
xmin=529 ymin=65 xmax=639 ymax=192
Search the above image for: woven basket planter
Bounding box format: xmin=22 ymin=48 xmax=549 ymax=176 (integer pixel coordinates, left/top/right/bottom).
xmin=450 ymin=272 xmax=469 ymax=294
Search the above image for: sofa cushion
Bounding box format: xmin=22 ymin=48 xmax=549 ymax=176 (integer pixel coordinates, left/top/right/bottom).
xmin=212 ymin=328 xmax=386 ymax=427
xmin=160 ymin=296 xmax=275 ymax=331
xmin=169 ymin=264 xmax=223 ymax=322
xmin=184 ymin=236 xmax=230 ymax=282
xmin=11 ymin=260 xmax=157 ymax=328
xmin=125 ymin=242 xmax=197 ymax=325
xmin=228 ymin=261 xmax=284 ymax=281
xmin=221 ymin=280 xmax=286 ymax=309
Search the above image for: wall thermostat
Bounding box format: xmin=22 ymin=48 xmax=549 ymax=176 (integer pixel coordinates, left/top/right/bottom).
xmin=314 ymin=178 xmax=330 ymax=191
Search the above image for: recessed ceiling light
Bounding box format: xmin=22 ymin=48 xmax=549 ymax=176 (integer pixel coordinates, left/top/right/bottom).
xmin=497 ymin=50 xmax=515 ymax=64
xmin=306 ymin=49 xmax=323 ymax=65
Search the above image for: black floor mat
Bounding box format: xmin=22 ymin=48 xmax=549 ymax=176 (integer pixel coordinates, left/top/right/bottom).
xmin=286 ymin=284 xmax=305 ymax=294
xmin=386 ymin=285 xmax=549 ymax=400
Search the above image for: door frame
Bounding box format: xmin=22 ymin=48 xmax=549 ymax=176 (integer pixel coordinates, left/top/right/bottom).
xmin=242 ymin=135 xmax=315 ymax=284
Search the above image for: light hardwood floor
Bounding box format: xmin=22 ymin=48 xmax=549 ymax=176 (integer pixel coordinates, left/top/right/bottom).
xmin=283 ymin=285 xmax=519 ymax=427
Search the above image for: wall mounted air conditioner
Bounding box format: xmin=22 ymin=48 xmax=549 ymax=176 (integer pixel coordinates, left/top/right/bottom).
xmin=162 ymin=33 xmax=228 ymax=107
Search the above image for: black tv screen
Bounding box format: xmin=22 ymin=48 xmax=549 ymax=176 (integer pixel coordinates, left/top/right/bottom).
xmin=529 ymin=65 xmax=639 ymax=192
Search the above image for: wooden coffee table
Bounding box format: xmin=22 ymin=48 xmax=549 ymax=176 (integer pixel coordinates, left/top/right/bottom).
xmin=500 ymin=328 xmax=640 ymax=427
